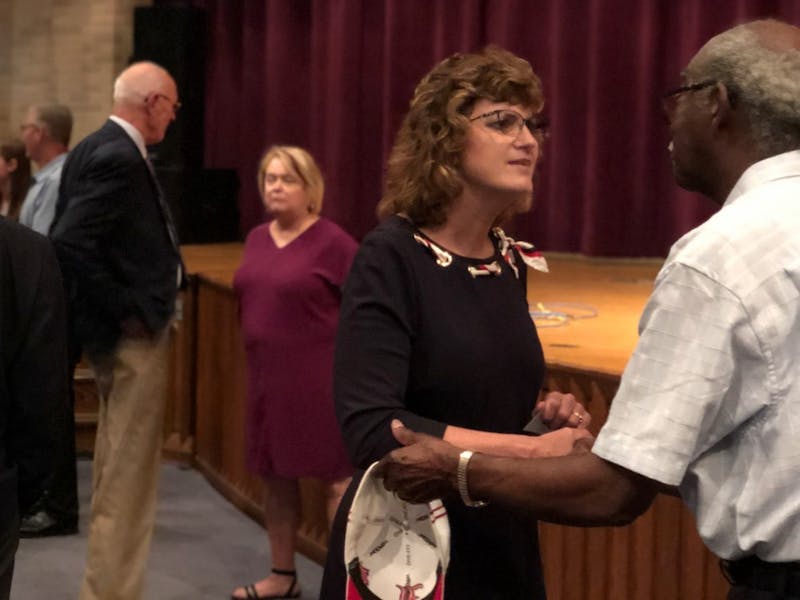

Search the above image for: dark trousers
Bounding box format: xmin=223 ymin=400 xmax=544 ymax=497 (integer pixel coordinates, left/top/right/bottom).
xmin=28 ymin=359 xmax=78 ymax=520
xmin=0 ymin=510 xmax=18 ymax=600
xmin=723 ymin=557 xmax=800 ymax=600
xmin=729 ymin=586 xmax=800 ymax=600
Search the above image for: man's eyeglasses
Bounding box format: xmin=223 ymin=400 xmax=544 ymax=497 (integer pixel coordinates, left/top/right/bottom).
xmin=470 ymin=109 xmax=549 ymax=142
xmin=153 ymin=93 xmax=182 ymax=114
xmin=19 ymin=122 xmax=40 ymax=133
xmin=662 ymin=80 xmax=715 ymax=113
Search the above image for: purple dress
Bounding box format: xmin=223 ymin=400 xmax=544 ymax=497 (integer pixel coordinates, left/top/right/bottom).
xmin=233 ymin=218 xmax=357 ymax=480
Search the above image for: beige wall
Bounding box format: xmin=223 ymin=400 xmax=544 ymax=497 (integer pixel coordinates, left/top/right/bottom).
xmin=0 ymin=0 xmax=151 ymax=146
xmin=0 ymin=0 xmax=12 ymax=132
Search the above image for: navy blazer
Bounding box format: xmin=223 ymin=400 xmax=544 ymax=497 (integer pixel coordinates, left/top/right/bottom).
xmin=50 ymin=119 xmax=181 ymax=356
xmin=0 ymin=218 xmax=66 ymax=535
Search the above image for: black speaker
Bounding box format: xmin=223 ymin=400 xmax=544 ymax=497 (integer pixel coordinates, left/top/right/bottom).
xmin=155 ymin=166 xmax=240 ymax=244
xmin=187 ymin=168 xmax=241 ymax=243
xmin=133 ymin=6 xmax=234 ymax=243
xmin=133 ymin=6 xmax=205 ymax=170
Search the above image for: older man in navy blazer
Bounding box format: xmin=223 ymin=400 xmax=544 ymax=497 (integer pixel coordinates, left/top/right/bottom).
xmin=50 ymin=61 xmax=182 ymax=600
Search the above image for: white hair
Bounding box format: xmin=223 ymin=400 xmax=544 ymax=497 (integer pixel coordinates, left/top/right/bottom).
xmin=112 ymin=61 xmax=172 ymax=104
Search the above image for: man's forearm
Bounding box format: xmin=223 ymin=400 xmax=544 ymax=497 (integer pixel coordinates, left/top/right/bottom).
xmin=468 ymin=451 xmax=657 ymax=527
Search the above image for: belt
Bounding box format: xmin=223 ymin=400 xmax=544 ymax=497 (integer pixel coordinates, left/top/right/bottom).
xmin=720 ymin=556 xmax=800 ymax=595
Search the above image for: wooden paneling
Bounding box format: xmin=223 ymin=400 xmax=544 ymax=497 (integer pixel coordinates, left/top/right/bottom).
xmin=162 ymin=286 xmax=197 ymax=462
xmin=74 ymin=364 xmax=99 ymax=455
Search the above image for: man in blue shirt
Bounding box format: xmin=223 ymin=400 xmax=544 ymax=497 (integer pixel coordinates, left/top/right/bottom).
xmin=18 ymin=104 xmax=72 ymax=235
xmin=17 ymin=103 xmax=77 ymax=538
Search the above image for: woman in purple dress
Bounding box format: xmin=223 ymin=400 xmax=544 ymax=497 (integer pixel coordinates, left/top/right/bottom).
xmin=232 ymin=146 xmax=357 ymax=600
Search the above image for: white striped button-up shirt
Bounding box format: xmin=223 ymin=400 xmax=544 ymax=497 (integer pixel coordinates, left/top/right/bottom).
xmin=594 ymin=150 xmax=800 ymax=561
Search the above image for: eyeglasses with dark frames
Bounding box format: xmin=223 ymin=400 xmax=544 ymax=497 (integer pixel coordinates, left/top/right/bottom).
xmin=470 ymin=109 xmax=549 ymax=142
xmin=662 ymin=80 xmax=716 ymax=113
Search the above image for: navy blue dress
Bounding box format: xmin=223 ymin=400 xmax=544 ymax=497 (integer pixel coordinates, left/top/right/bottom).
xmin=322 ymin=215 xmax=547 ymax=599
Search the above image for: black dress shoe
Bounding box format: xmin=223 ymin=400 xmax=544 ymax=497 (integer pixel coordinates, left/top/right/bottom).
xmin=19 ymin=510 xmax=78 ymax=538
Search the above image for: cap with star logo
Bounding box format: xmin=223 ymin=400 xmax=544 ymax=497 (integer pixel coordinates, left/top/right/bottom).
xmin=344 ymin=461 xmax=450 ymax=600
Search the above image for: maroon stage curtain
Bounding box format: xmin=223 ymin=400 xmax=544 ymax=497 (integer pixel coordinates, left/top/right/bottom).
xmin=177 ymin=0 xmax=800 ymax=257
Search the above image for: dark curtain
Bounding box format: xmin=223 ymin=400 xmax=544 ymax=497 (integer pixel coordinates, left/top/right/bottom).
xmin=176 ymin=0 xmax=800 ymax=256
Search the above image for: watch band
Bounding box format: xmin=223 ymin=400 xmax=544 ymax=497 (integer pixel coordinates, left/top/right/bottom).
xmin=457 ymin=450 xmax=488 ymax=507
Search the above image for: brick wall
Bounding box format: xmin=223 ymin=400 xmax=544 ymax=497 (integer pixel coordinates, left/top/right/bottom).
xmin=0 ymin=0 xmax=151 ymax=146
xmin=0 ymin=0 xmax=12 ymax=134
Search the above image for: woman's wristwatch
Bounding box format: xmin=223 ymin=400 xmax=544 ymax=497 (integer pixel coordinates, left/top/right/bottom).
xmin=457 ymin=450 xmax=488 ymax=507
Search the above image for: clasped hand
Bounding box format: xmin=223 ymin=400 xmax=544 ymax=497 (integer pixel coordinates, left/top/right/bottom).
xmin=378 ymin=415 xmax=594 ymax=504
xmin=535 ymin=390 xmax=592 ymax=430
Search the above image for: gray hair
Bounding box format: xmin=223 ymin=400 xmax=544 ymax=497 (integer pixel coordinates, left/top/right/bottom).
xmin=694 ymin=20 xmax=800 ymax=154
xmin=32 ymin=104 xmax=73 ymax=146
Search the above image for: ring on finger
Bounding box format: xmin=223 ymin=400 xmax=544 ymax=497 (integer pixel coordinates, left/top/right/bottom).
xmin=573 ymin=411 xmax=584 ymax=425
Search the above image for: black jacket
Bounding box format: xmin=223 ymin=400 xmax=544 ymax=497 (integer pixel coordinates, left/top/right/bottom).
xmin=0 ymin=218 xmax=66 ymax=532
xmin=50 ymin=119 xmax=181 ymax=356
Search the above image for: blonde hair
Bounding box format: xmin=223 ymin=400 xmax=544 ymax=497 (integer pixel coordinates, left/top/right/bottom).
xmin=257 ymin=145 xmax=325 ymax=214
xmin=377 ymin=46 xmax=543 ymax=226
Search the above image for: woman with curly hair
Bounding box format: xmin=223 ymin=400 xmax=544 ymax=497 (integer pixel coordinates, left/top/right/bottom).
xmin=0 ymin=139 xmax=31 ymax=220
xmin=321 ymin=46 xmax=592 ymax=599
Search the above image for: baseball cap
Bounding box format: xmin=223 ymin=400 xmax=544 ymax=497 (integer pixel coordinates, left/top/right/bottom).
xmin=344 ymin=461 xmax=451 ymax=599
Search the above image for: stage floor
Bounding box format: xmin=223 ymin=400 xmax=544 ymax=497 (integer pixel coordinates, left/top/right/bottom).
xmin=529 ymin=253 xmax=661 ymax=376
xmin=182 ymin=244 xmax=663 ymax=378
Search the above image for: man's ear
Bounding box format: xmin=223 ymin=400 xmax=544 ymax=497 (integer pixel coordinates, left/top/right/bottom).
xmin=6 ymin=158 xmax=17 ymax=173
xmin=142 ymin=93 xmax=157 ymax=113
xmin=709 ymin=82 xmax=734 ymax=130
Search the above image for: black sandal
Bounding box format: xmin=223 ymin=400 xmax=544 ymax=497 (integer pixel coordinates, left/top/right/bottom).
xmin=231 ymin=569 xmax=300 ymax=600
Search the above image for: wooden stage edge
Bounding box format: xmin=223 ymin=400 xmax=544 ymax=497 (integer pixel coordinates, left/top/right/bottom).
xmin=179 ymin=245 xmax=729 ymax=600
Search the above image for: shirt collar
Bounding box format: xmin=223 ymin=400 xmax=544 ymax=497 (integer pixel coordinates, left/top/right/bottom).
xmin=109 ymin=115 xmax=148 ymax=159
xmin=32 ymin=152 xmax=67 ymax=182
xmin=724 ymin=149 xmax=800 ymax=208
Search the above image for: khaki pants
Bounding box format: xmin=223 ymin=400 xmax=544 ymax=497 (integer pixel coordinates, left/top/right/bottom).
xmin=79 ymin=330 xmax=170 ymax=600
